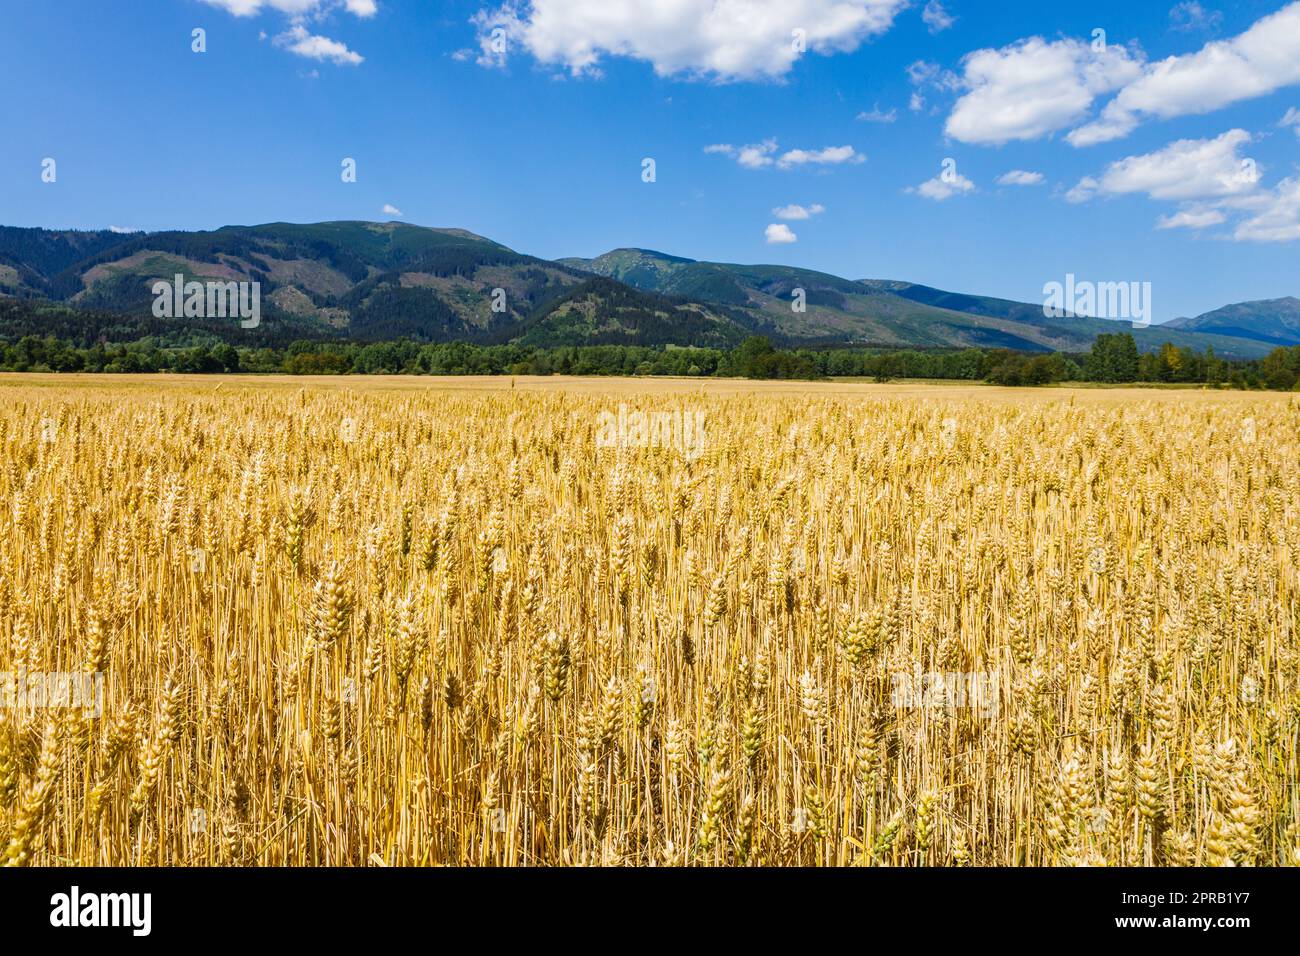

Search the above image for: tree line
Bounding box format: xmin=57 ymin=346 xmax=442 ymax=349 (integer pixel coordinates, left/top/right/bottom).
xmin=2 ymin=330 xmax=1299 ymax=390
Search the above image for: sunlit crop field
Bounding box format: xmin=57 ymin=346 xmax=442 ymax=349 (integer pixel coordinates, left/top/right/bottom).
xmin=1 ymin=374 xmax=1297 ymax=866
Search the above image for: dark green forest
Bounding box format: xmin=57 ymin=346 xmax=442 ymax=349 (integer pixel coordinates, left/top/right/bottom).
xmin=3 ymin=316 xmax=1299 ymax=390
xmin=2 ymin=283 xmax=1298 ymax=388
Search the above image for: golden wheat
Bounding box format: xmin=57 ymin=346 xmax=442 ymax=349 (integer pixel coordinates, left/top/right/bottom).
xmin=0 ymin=374 xmax=1296 ymax=866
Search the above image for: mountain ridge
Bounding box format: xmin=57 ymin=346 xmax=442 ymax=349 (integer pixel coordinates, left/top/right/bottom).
xmin=561 ymin=246 xmax=1288 ymax=358
xmin=1164 ymin=297 xmax=1300 ymax=346
xmin=0 ymin=221 xmax=1290 ymax=359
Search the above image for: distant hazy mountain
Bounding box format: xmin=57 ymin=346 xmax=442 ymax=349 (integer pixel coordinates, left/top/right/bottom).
xmin=0 ymin=222 xmax=1286 ymax=358
xmin=1164 ymin=297 xmax=1300 ymax=346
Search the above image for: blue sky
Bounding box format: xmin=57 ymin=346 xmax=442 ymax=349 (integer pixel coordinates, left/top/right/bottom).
xmin=1 ymin=0 xmax=1297 ymax=321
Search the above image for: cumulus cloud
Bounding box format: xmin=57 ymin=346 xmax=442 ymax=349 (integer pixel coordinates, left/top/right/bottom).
xmin=948 ymin=5 xmax=1300 ymax=148
xmin=738 ymin=141 xmax=779 ymax=168
xmin=1065 ymin=102 xmax=1142 ymax=148
xmin=997 ymin=170 xmax=1045 ymax=186
xmin=777 ymin=145 xmax=864 ymax=168
xmin=921 ymin=1 xmax=955 ymax=34
xmin=703 ymin=140 xmax=778 ymax=168
xmin=945 ymin=37 xmax=1143 ymax=145
xmin=765 ymin=223 xmax=798 ymax=243
xmin=470 ymin=0 xmax=909 ymax=82
xmin=1232 ymin=178 xmax=1300 ymax=241
xmin=204 ymin=1 xmax=372 ymax=64
xmin=1061 ymin=130 xmax=1298 ymax=241
xmin=915 ymin=171 xmax=975 ymax=200
xmin=382 ymin=203 xmax=403 ymax=217
xmin=772 ymin=203 xmax=825 ymax=219
xmin=705 ymin=140 xmax=863 ymax=170
xmin=1070 ymin=129 xmax=1258 ymax=202
xmin=274 ymin=24 xmax=364 ymax=64
xmin=1071 ymin=2 xmax=1300 ymax=145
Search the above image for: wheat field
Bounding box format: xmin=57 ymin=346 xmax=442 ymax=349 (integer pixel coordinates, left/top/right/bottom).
xmin=0 ymin=374 xmax=1297 ymax=866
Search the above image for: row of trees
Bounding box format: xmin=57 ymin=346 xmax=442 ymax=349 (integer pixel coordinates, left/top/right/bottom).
xmin=3 ymin=331 xmax=1299 ymax=390
xmin=1082 ymin=334 xmax=1235 ymax=384
xmin=984 ymin=333 xmax=1300 ymax=390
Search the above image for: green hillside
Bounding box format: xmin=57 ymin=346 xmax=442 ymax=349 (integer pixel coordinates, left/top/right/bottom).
xmin=0 ymin=222 xmax=1286 ymax=358
xmin=563 ymin=248 xmax=1279 ymax=358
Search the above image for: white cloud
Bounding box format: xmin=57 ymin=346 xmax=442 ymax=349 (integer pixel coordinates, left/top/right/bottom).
xmin=915 ymin=171 xmax=975 ymax=200
xmin=202 ymin=0 xmax=304 ymax=14
xmin=997 ymin=169 xmax=1045 ymax=186
xmin=907 ymin=59 xmax=959 ymax=91
xmin=1281 ymin=106 xmax=1300 ymax=137
xmin=1232 ymin=177 xmax=1300 ymax=242
xmin=1156 ymin=207 xmax=1226 ymax=229
xmin=772 ymin=203 xmax=825 ymax=219
xmin=1065 ymin=102 xmax=1141 ymax=147
xmin=274 ymin=24 xmax=364 ymax=64
xmin=776 ymin=145 xmax=863 ymax=168
xmin=471 ymin=0 xmax=909 ymax=82
xmin=382 ymin=203 xmax=403 ymax=217
xmin=107 ymin=225 xmax=137 ymax=234
xmin=856 ymin=104 xmax=897 ymax=123
xmin=765 ymin=223 xmax=798 ymax=243
xmin=471 ymin=8 xmax=514 ymax=68
xmin=1065 ymin=176 xmax=1099 ymax=204
xmin=1061 ymin=129 xmax=1300 ymax=241
xmin=738 ymin=140 xmax=779 ymax=168
xmin=702 ymin=140 xmax=778 ymax=167
xmin=945 ymin=37 xmax=1143 ymax=145
xmin=922 ymin=1 xmax=955 ymax=34
xmin=904 ymin=60 xmax=956 ymax=116
xmin=706 ymin=140 xmax=863 ymax=170
xmin=1169 ymin=2 xmax=1222 ymax=33
xmin=204 ymin=1 xmax=372 ymax=64
xmin=1074 ymin=129 xmax=1259 ymax=202
xmin=203 ymin=0 xmax=377 ymax=15
xmin=1072 ymin=2 xmax=1300 ymax=145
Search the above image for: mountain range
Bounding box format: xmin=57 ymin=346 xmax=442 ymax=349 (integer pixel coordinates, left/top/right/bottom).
xmin=0 ymin=220 xmax=1293 ymax=359
xmin=1164 ymin=297 xmax=1300 ymax=347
